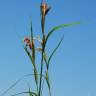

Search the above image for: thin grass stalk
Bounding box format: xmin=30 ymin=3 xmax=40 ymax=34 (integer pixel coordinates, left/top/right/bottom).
xmin=41 ymin=14 xmax=45 ymax=34
xmin=39 ymin=35 xmax=46 ymax=96
xmin=30 ymin=22 xmax=38 ymax=92
xmin=43 ymin=51 xmax=51 ymax=96
xmin=39 ymin=2 xmax=47 ymax=95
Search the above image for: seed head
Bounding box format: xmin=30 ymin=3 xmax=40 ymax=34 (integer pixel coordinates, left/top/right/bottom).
xmin=41 ymin=1 xmax=49 ymax=16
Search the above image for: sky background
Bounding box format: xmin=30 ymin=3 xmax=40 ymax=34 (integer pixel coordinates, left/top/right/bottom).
xmin=0 ymin=0 xmax=96 ymax=96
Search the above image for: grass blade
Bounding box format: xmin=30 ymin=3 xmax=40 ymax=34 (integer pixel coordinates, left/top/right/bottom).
xmin=48 ymin=35 xmax=64 ymax=69
xmin=45 ymin=71 xmax=51 ymax=96
xmin=30 ymin=21 xmax=35 ymax=63
xmin=43 ymin=53 xmax=48 ymax=69
xmin=30 ymin=22 xmax=38 ymax=88
xmin=45 ymin=22 xmax=80 ymax=46
xmin=24 ymin=47 xmax=34 ymax=64
xmin=10 ymin=91 xmax=38 ymax=96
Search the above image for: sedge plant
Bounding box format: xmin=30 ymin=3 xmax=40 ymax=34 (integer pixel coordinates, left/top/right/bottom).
xmin=0 ymin=0 xmax=80 ymax=96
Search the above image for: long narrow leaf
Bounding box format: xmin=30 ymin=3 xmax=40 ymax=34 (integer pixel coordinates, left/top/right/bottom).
xmin=10 ymin=91 xmax=38 ymax=96
xmin=45 ymin=71 xmax=51 ymax=96
xmin=41 ymin=78 xmax=45 ymax=96
xmin=48 ymin=35 xmax=64 ymax=69
xmin=30 ymin=21 xmax=35 ymax=62
xmin=24 ymin=47 xmax=34 ymax=64
xmin=43 ymin=52 xmax=48 ymax=69
xmin=45 ymin=22 xmax=80 ymax=46
xmin=30 ymin=21 xmax=38 ymax=87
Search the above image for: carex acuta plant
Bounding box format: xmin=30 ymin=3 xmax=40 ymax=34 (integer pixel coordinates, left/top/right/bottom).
xmin=0 ymin=0 xmax=80 ymax=96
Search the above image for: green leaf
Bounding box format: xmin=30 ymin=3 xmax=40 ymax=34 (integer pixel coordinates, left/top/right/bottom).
xmin=33 ymin=66 xmax=38 ymax=88
xmin=30 ymin=22 xmax=38 ymax=87
xmin=45 ymin=22 xmax=80 ymax=46
xmin=43 ymin=53 xmax=48 ymax=69
xmin=45 ymin=71 xmax=51 ymax=96
xmin=48 ymin=36 xmax=64 ymax=69
xmin=10 ymin=91 xmax=38 ymax=96
xmin=24 ymin=47 xmax=34 ymax=63
xmin=30 ymin=22 xmax=35 ymax=62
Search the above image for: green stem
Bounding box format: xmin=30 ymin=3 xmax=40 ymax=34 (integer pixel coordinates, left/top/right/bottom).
xmin=41 ymin=14 xmax=45 ymax=34
xmin=39 ymin=35 xmax=45 ymax=96
xmin=39 ymin=6 xmax=46 ymax=95
xmin=39 ymin=51 xmax=43 ymax=96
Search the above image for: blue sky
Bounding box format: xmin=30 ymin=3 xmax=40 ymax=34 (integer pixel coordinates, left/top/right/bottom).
xmin=0 ymin=0 xmax=96 ymax=96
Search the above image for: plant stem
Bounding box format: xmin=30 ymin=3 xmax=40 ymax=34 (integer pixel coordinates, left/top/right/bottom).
xmin=39 ymin=51 xmax=43 ymax=96
xmin=39 ymin=35 xmax=45 ymax=96
xmin=39 ymin=2 xmax=46 ymax=94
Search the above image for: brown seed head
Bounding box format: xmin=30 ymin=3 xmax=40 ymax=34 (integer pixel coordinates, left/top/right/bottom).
xmin=41 ymin=2 xmax=48 ymax=15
